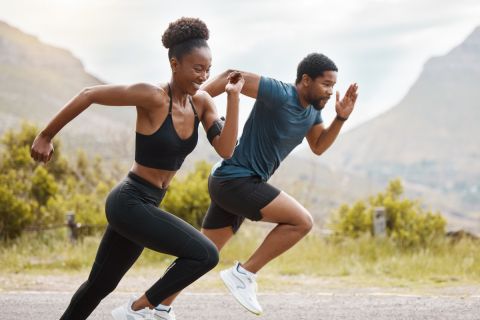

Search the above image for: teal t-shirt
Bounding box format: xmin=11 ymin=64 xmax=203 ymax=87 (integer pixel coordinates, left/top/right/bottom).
xmin=213 ymin=76 xmax=323 ymax=181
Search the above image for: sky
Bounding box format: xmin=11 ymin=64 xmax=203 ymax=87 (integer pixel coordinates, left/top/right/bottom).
xmin=1 ymin=0 xmax=480 ymax=132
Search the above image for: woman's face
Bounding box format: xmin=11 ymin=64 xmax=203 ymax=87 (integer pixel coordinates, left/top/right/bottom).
xmin=171 ymin=46 xmax=212 ymax=95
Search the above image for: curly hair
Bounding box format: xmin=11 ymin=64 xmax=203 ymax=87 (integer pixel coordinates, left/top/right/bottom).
xmin=162 ymin=17 xmax=210 ymax=60
xmin=295 ymin=53 xmax=338 ymax=84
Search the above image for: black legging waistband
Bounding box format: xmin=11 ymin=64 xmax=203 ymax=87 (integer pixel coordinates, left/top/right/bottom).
xmin=126 ymin=171 xmax=166 ymax=203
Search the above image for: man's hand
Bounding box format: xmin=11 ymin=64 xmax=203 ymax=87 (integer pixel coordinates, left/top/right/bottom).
xmin=225 ymin=71 xmax=245 ymax=95
xmin=335 ymin=83 xmax=358 ymax=120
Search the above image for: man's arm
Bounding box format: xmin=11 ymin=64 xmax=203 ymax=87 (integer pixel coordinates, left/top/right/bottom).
xmin=306 ymin=83 xmax=358 ymax=155
xmin=306 ymin=120 xmax=344 ymax=155
xmin=201 ymin=69 xmax=261 ymax=99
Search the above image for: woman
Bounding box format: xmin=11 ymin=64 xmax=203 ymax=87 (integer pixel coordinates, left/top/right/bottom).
xmin=30 ymin=17 xmax=244 ymax=320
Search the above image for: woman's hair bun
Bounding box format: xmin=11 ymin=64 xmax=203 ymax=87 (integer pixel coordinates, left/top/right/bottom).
xmin=162 ymin=17 xmax=209 ymax=49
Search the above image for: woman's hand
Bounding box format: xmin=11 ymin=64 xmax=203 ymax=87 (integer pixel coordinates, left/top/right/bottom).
xmin=225 ymin=71 xmax=245 ymax=95
xmin=31 ymin=132 xmax=54 ymax=164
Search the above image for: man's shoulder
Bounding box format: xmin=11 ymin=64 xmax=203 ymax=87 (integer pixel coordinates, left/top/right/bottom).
xmin=259 ymin=76 xmax=295 ymax=101
xmin=261 ymin=76 xmax=293 ymax=88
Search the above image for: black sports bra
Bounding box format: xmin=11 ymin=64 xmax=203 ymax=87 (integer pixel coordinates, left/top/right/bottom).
xmin=135 ymin=84 xmax=200 ymax=171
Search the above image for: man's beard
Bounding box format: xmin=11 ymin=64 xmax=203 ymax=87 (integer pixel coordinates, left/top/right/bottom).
xmin=311 ymin=98 xmax=328 ymax=110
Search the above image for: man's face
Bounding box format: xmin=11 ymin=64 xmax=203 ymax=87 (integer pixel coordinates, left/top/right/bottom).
xmin=307 ymin=71 xmax=337 ymax=110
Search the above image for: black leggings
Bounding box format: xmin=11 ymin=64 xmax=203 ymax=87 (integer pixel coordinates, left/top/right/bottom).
xmin=60 ymin=172 xmax=219 ymax=320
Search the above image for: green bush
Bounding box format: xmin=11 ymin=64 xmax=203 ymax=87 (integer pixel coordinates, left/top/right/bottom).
xmin=329 ymin=179 xmax=446 ymax=248
xmin=161 ymin=161 xmax=212 ymax=228
xmin=0 ymin=122 xmax=214 ymax=239
xmin=0 ymin=122 xmax=115 ymax=240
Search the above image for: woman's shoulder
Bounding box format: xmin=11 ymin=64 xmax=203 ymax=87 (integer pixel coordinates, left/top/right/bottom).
xmin=133 ymin=82 xmax=167 ymax=98
xmin=191 ymin=90 xmax=214 ymax=110
xmin=139 ymin=82 xmax=170 ymax=105
xmin=127 ymin=82 xmax=169 ymax=112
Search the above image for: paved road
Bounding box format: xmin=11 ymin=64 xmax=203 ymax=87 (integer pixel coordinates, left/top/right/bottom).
xmin=1 ymin=291 xmax=479 ymax=320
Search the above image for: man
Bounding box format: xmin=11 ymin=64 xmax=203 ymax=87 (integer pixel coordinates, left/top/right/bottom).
xmin=200 ymin=53 xmax=358 ymax=315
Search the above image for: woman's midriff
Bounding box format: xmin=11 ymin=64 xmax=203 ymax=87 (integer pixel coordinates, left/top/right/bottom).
xmin=130 ymin=162 xmax=177 ymax=189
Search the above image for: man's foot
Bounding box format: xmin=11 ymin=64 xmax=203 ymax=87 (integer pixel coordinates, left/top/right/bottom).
xmin=111 ymin=296 xmax=176 ymax=320
xmin=220 ymin=261 xmax=263 ymax=315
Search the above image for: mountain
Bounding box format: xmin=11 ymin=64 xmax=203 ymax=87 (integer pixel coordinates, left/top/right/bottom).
xmin=310 ymin=26 xmax=480 ymax=230
xmin=0 ymin=20 xmax=134 ymax=161
xmin=0 ymin=20 xmax=219 ymax=166
xmin=0 ymin=20 xmax=381 ymax=224
xmin=2 ymin=20 xmax=477 ymax=232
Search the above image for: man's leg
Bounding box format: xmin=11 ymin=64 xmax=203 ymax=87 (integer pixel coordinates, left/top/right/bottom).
xmin=213 ymin=190 xmax=313 ymax=315
xmin=201 ymin=226 xmax=235 ymax=250
xmin=242 ymin=191 xmax=313 ymax=273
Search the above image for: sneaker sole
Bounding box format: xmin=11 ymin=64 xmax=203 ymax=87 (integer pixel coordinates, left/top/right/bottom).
xmin=220 ymin=270 xmax=262 ymax=316
xmin=111 ymin=307 xmax=126 ymax=320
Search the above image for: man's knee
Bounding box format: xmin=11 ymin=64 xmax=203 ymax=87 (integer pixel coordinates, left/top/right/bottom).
xmin=297 ymin=211 xmax=314 ymax=235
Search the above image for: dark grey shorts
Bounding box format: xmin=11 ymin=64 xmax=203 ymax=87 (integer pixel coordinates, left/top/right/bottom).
xmin=202 ymin=175 xmax=281 ymax=233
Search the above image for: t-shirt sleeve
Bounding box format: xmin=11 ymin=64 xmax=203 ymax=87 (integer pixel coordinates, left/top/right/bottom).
xmin=257 ymin=76 xmax=289 ymax=108
xmin=313 ymin=110 xmax=323 ymax=125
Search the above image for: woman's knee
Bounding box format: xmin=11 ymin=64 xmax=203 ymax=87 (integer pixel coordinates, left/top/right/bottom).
xmin=185 ymin=234 xmax=220 ymax=271
xmin=202 ymin=239 xmax=220 ymax=270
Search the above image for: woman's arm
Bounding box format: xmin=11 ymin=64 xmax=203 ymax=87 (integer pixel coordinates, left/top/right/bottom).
xmin=31 ymin=83 xmax=163 ymax=163
xmin=199 ymin=72 xmax=245 ymax=159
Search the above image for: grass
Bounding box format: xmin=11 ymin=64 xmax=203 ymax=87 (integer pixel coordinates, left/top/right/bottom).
xmin=1 ymin=223 xmax=479 ymax=290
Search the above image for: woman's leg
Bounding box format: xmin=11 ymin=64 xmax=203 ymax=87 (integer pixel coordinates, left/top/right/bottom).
xmin=112 ymin=203 xmax=219 ymax=307
xmin=60 ymin=225 xmax=143 ymax=320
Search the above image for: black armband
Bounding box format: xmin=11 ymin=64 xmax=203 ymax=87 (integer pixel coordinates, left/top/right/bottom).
xmin=335 ymin=114 xmax=348 ymax=122
xmin=207 ymin=117 xmax=225 ymax=145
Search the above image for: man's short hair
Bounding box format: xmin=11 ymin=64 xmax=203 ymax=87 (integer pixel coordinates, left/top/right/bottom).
xmin=296 ymin=53 xmax=338 ymax=84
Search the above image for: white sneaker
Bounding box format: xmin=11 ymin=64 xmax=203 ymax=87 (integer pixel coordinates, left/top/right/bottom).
xmin=111 ymin=297 xmax=176 ymax=320
xmin=111 ymin=296 xmax=153 ymax=320
xmin=152 ymin=305 xmax=176 ymax=320
xmin=220 ymin=261 xmax=263 ymax=315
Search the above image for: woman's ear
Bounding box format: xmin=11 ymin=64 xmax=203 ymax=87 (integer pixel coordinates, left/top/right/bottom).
xmin=170 ymin=57 xmax=179 ymax=73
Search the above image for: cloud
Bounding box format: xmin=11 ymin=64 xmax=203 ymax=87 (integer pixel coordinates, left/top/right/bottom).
xmin=0 ymin=0 xmax=479 ymax=132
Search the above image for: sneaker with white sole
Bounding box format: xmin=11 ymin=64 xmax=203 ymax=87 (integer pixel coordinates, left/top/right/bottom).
xmin=152 ymin=305 xmax=176 ymax=320
xmin=111 ymin=296 xmax=153 ymax=320
xmin=111 ymin=296 xmax=176 ymax=320
xmin=220 ymin=261 xmax=262 ymax=315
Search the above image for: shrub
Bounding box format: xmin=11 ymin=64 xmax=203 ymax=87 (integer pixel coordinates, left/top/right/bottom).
xmin=329 ymin=179 xmax=446 ymax=248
